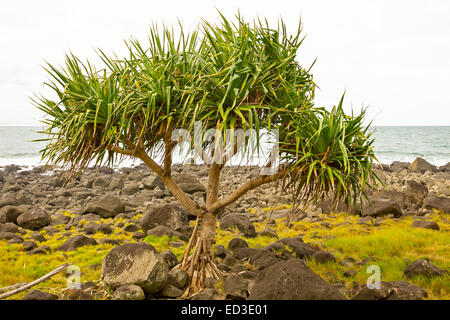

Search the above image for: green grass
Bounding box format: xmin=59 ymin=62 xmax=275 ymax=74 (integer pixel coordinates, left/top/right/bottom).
xmin=0 ymin=210 xmax=448 ymax=300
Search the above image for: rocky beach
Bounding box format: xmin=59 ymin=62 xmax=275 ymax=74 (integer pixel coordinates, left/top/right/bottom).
xmin=0 ymin=157 xmax=449 ymax=300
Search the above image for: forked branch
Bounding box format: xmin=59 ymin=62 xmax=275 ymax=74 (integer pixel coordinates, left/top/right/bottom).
xmin=208 ymin=168 xmax=288 ymax=212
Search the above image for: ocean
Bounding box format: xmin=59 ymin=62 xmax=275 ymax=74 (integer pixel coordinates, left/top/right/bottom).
xmin=0 ymin=126 xmax=449 ymax=168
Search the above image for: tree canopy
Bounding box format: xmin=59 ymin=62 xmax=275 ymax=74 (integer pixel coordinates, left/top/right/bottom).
xmin=34 ymin=13 xmax=381 ymax=213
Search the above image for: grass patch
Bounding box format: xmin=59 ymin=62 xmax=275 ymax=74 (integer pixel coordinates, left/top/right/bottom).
xmin=0 ymin=209 xmax=448 ymax=299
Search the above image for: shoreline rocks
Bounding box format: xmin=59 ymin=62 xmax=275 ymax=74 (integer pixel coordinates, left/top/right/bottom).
xmin=0 ymin=157 xmax=448 ymax=300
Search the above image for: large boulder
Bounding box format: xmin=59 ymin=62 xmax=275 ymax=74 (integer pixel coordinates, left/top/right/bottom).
xmin=408 ymin=157 xmax=436 ymax=173
xmin=351 ymin=281 xmax=427 ymax=300
xmin=57 ymin=235 xmax=98 ymax=251
xmin=406 ymin=180 xmax=428 ymax=207
xmin=361 ymin=198 xmax=402 ymax=217
xmin=101 ymin=242 xmax=168 ymax=294
xmin=220 ymin=214 xmax=256 ymax=237
xmin=0 ymin=205 xmax=24 ymax=224
xmin=404 ymin=259 xmax=445 ymax=278
xmin=248 ymin=259 xmax=346 ymax=300
xmin=140 ymin=204 xmax=190 ymax=234
xmin=83 ymin=194 xmax=125 ymax=218
xmin=17 ymin=208 xmax=52 ymax=230
xmin=438 ymin=162 xmax=450 ymax=172
xmin=171 ymin=175 xmax=205 ymax=194
xmin=423 ymin=195 xmax=450 ymax=213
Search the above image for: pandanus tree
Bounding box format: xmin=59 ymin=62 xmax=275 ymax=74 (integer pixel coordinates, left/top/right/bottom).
xmin=33 ymin=14 xmax=381 ymax=296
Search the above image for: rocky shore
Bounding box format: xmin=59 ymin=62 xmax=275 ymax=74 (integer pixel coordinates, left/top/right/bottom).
xmin=0 ymin=157 xmax=449 ymax=300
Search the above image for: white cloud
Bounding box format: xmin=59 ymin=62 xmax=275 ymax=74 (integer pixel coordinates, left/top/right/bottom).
xmin=1 ymin=0 xmax=449 ymax=125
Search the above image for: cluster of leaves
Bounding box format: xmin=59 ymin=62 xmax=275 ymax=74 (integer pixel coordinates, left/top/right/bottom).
xmin=33 ymin=12 xmax=381 ymax=207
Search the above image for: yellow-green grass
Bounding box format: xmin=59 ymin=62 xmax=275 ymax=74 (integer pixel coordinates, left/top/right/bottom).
xmin=0 ymin=209 xmax=448 ymax=300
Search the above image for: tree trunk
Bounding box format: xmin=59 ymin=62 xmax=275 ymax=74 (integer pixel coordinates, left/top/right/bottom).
xmin=179 ymin=212 xmax=223 ymax=297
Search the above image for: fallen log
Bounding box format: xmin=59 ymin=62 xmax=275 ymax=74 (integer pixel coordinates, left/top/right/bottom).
xmin=0 ymin=263 xmax=71 ymax=300
xmin=0 ymin=283 xmax=27 ymax=294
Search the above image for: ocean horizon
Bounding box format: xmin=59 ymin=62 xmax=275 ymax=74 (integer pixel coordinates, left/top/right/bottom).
xmin=0 ymin=125 xmax=449 ymax=168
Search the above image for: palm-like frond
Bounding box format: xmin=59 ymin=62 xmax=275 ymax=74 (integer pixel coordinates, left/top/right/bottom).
xmin=33 ymin=12 xmax=381 ymax=207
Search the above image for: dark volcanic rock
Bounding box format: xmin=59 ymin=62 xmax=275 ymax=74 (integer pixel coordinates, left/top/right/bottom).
xmin=190 ymin=288 xmax=222 ymax=300
xmin=224 ymin=274 xmax=249 ymax=300
xmin=439 ymin=162 xmax=450 ymax=172
xmin=83 ymin=194 xmax=125 ymax=218
xmin=62 ymin=289 xmax=94 ymax=300
xmin=0 ymin=222 xmax=20 ymax=233
xmin=171 ymin=175 xmax=205 ymax=194
xmin=17 ymin=208 xmax=52 ymax=230
xmin=161 ymin=283 xmax=184 ymax=298
xmin=423 ymin=195 xmax=450 ymax=213
xmin=406 ymin=180 xmax=428 ymax=207
xmin=276 ymin=237 xmax=318 ymax=259
xmin=51 ymin=214 xmax=71 ymax=226
xmin=312 ymin=251 xmax=336 ymax=264
xmin=220 ymin=214 xmax=256 ymax=237
xmin=57 ymin=235 xmax=98 ymax=251
xmin=0 ymin=232 xmax=23 ymax=241
xmin=412 ymin=220 xmax=439 ymax=231
xmin=248 ymin=259 xmax=346 ymax=300
xmin=167 ymin=269 xmax=188 ymax=289
xmin=92 ymin=176 xmax=112 ymax=189
xmin=160 ymin=250 xmax=179 ymax=269
xmin=0 ymin=195 xmax=17 ymax=209
xmin=22 ymin=241 xmax=38 ymax=252
xmin=30 ymin=233 xmax=46 ymax=243
xmin=142 ymin=176 xmax=165 ymax=190
xmin=233 ymin=247 xmax=282 ymax=270
xmin=390 ymin=161 xmax=410 ymax=173
xmin=112 ymin=284 xmax=145 ymax=300
xmin=83 ymin=222 xmax=113 ymax=235
xmin=122 ymin=183 xmax=140 ymax=195
xmin=123 ymin=223 xmax=140 ymax=233
xmin=101 ymin=242 xmax=168 ymax=294
xmin=27 ymin=245 xmax=51 ymax=255
xmin=404 ymin=259 xmax=444 ymax=278
xmin=0 ymin=205 xmax=24 ymax=224
xmin=140 ymin=204 xmax=190 ymax=234
xmin=146 ymin=225 xmax=188 ymax=241
xmin=213 ymin=245 xmax=230 ymax=259
xmin=22 ymin=290 xmax=58 ymax=300
xmin=361 ymin=198 xmax=402 ymax=217
xmin=228 ymin=238 xmax=249 ymax=251
xmin=351 ymin=281 xmax=427 ymax=300
xmin=408 ymin=157 xmax=436 ymax=173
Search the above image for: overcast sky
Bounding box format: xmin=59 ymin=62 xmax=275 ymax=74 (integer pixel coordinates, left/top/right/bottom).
xmin=1 ymin=0 xmax=449 ymax=126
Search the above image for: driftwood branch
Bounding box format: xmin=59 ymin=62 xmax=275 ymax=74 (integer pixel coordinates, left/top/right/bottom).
xmin=0 ymin=283 xmax=27 ymax=294
xmin=0 ymin=263 xmax=71 ymax=300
